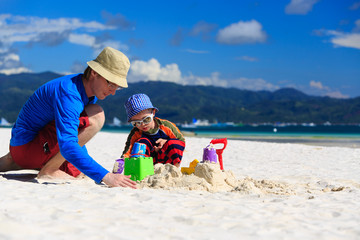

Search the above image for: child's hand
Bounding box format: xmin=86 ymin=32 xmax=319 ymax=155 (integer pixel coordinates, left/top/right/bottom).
xmin=154 ymin=138 xmax=167 ymax=152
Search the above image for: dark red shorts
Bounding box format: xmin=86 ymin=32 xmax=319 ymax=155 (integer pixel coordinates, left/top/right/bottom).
xmin=10 ymin=112 xmax=90 ymax=177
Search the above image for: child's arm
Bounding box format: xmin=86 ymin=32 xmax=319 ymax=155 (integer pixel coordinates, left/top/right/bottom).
xmin=121 ymin=128 xmax=142 ymax=158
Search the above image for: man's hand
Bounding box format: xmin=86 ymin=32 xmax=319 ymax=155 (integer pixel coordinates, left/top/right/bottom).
xmin=102 ymin=172 xmax=137 ymax=188
xmin=154 ymin=138 xmax=167 ymax=152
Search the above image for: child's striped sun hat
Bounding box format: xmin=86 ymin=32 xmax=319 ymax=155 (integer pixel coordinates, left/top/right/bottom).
xmin=125 ymin=93 xmax=159 ymax=122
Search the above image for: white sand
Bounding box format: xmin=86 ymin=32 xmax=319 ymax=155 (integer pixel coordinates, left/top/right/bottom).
xmin=0 ymin=128 xmax=359 ymax=239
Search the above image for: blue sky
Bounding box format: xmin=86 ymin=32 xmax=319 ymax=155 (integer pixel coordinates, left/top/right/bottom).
xmin=1 ymin=0 xmax=359 ymax=98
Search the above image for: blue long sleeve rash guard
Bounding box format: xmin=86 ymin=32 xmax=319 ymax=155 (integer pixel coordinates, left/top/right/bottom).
xmin=10 ymin=74 xmax=109 ymax=183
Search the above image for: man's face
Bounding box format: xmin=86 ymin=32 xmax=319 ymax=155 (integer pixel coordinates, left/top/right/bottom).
xmin=91 ymin=72 xmax=118 ymax=100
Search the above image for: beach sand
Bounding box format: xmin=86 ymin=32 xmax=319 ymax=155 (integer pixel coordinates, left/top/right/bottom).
xmin=1 ymin=128 xmax=359 ymax=239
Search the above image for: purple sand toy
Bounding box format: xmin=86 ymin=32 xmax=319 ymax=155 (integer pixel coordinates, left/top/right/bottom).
xmin=113 ymin=158 xmax=125 ymax=174
xmin=202 ymin=145 xmax=217 ymax=163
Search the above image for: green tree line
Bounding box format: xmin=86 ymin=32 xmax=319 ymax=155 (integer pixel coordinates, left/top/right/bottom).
xmin=1 ymin=72 xmax=359 ymax=125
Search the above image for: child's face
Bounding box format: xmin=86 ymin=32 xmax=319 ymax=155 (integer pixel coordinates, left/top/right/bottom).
xmin=130 ymin=109 xmax=155 ymax=132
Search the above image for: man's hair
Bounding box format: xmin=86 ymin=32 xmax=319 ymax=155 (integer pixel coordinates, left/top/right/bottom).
xmin=83 ymin=66 xmax=92 ymax=80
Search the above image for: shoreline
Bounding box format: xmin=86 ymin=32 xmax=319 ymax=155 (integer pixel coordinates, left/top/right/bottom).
xmin=182 ymin=131 xmax=360 ymax=148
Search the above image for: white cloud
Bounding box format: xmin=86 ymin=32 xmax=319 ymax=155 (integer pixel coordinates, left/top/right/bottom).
xmin=0 ymin=67 xmax=32 ymax=75
xmin=285 ymin=0 xmax=319 ymax=15
xmin=182 ymin=72 xmax=228 ymax=87
xmin=309 ymin=80 xmax=349 ymax=99
xmin=128 ymin=58 xmax=279 ymax=92
xmin=0 ymin=50 xmax=31 ymax=75
xmin=315 ymin=20 xmax=360 ymax=50
xmin=128 ymin=58 xmax=349 ymax=98
xmin=68 ymin=33 xmax=96 ymax=47
xmin=229 ymin=77 xmax=279 ymax=91
xmin=0 ymin=14 xmax=127 ymax=74
xmin=182 ymin=73 xmax=279 ymax=91
xmin=325 ymin=91 xmax=349 ymax=99
xmin=68 ymin=34 xmax=128 ymax=55
xmin=2 ymin=53 xmax=19 ymax=62
xmin=310 ymin=80 xmax=328 ymax=90
xmin=0 ymin=14 xmax=114 ymax=46
xmin=216 ymin=20 xmax=267 ymax=45
xmin=184 ymin=49 xmax=209 ymax=54
xmin=128 ymin=58 xmax=182 ymax=83
xmin=327 ymin=31 xmax=360 ymax=50
xmin=235 ymin=56 xmax=259 ymax=62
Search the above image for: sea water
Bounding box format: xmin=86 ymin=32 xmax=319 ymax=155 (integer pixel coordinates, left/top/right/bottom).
xmin=101 ymin=124 xmax=360 ymax=139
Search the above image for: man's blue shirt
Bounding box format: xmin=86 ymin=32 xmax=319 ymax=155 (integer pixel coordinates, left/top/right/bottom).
xmin=10 ymin=74 xmax=109 ymax=183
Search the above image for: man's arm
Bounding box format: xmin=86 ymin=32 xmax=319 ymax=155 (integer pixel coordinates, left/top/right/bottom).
xmin=54 ymin=93 xmax=109 ymax=183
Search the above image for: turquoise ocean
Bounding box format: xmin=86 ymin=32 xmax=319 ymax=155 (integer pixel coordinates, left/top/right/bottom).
xmin=102 ymin=124 xmax=360 ymax=147
xmin=1 ymin=124 xmax=359 ymax=147
xmin=102 ymin=124 xmax=360 ymax=138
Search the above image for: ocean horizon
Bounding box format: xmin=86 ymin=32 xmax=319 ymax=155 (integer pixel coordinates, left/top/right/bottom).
xmin=101 ymin=124 xmax=360 ymax=137
xmin=100 ymin=124 xmax=360 ymax=148
xmin=1 ymin=124 xmax=358 ymax=148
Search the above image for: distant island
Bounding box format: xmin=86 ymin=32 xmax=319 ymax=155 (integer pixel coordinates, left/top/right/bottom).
xmin=1 ymin=72 xmax=359 ymax=125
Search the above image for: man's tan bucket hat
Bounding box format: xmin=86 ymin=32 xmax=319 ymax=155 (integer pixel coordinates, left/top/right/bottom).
xmin=87 ymin=47 xmax=130 ymax=88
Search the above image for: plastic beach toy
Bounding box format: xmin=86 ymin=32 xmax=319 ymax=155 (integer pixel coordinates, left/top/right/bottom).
xmin=209 ymin=138 xmax=227 ymax=170
xmin=113 ymin=158 xmax=125 ymax=174
xmin=181 ymin=159 xmax=199 ymax=175
xmin=124 ymin=142 xmax=154 ymax=181
xmin=124 ymin=156 xmax=154 ymax=181
xmin=202 ymin=144 xmax=217 ymax=163
xmin=131 ymin=142 xmax=147 ymax=158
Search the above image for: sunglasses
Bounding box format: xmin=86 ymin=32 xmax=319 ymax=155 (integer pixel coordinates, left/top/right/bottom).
xmin=106 ymin=80 xmax=123 ymax=91
xmin=131 ymin=113 xmax=154 ymax=127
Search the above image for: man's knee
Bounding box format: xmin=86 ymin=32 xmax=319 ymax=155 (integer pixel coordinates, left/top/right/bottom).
xmin=85 ymin=104 xmax=105 ymax=130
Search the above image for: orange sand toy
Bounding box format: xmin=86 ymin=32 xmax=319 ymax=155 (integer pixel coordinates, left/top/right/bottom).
xmin=181 ymin=159 xmax=199 ymax=175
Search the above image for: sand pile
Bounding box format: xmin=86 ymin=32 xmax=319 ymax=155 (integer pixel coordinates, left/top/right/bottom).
xmin=139 ymin=163 xmax=295 ymax=195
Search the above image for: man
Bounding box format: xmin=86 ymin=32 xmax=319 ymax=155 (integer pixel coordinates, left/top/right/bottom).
xmin=0 ymin=47 xmax=137 ymax=188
